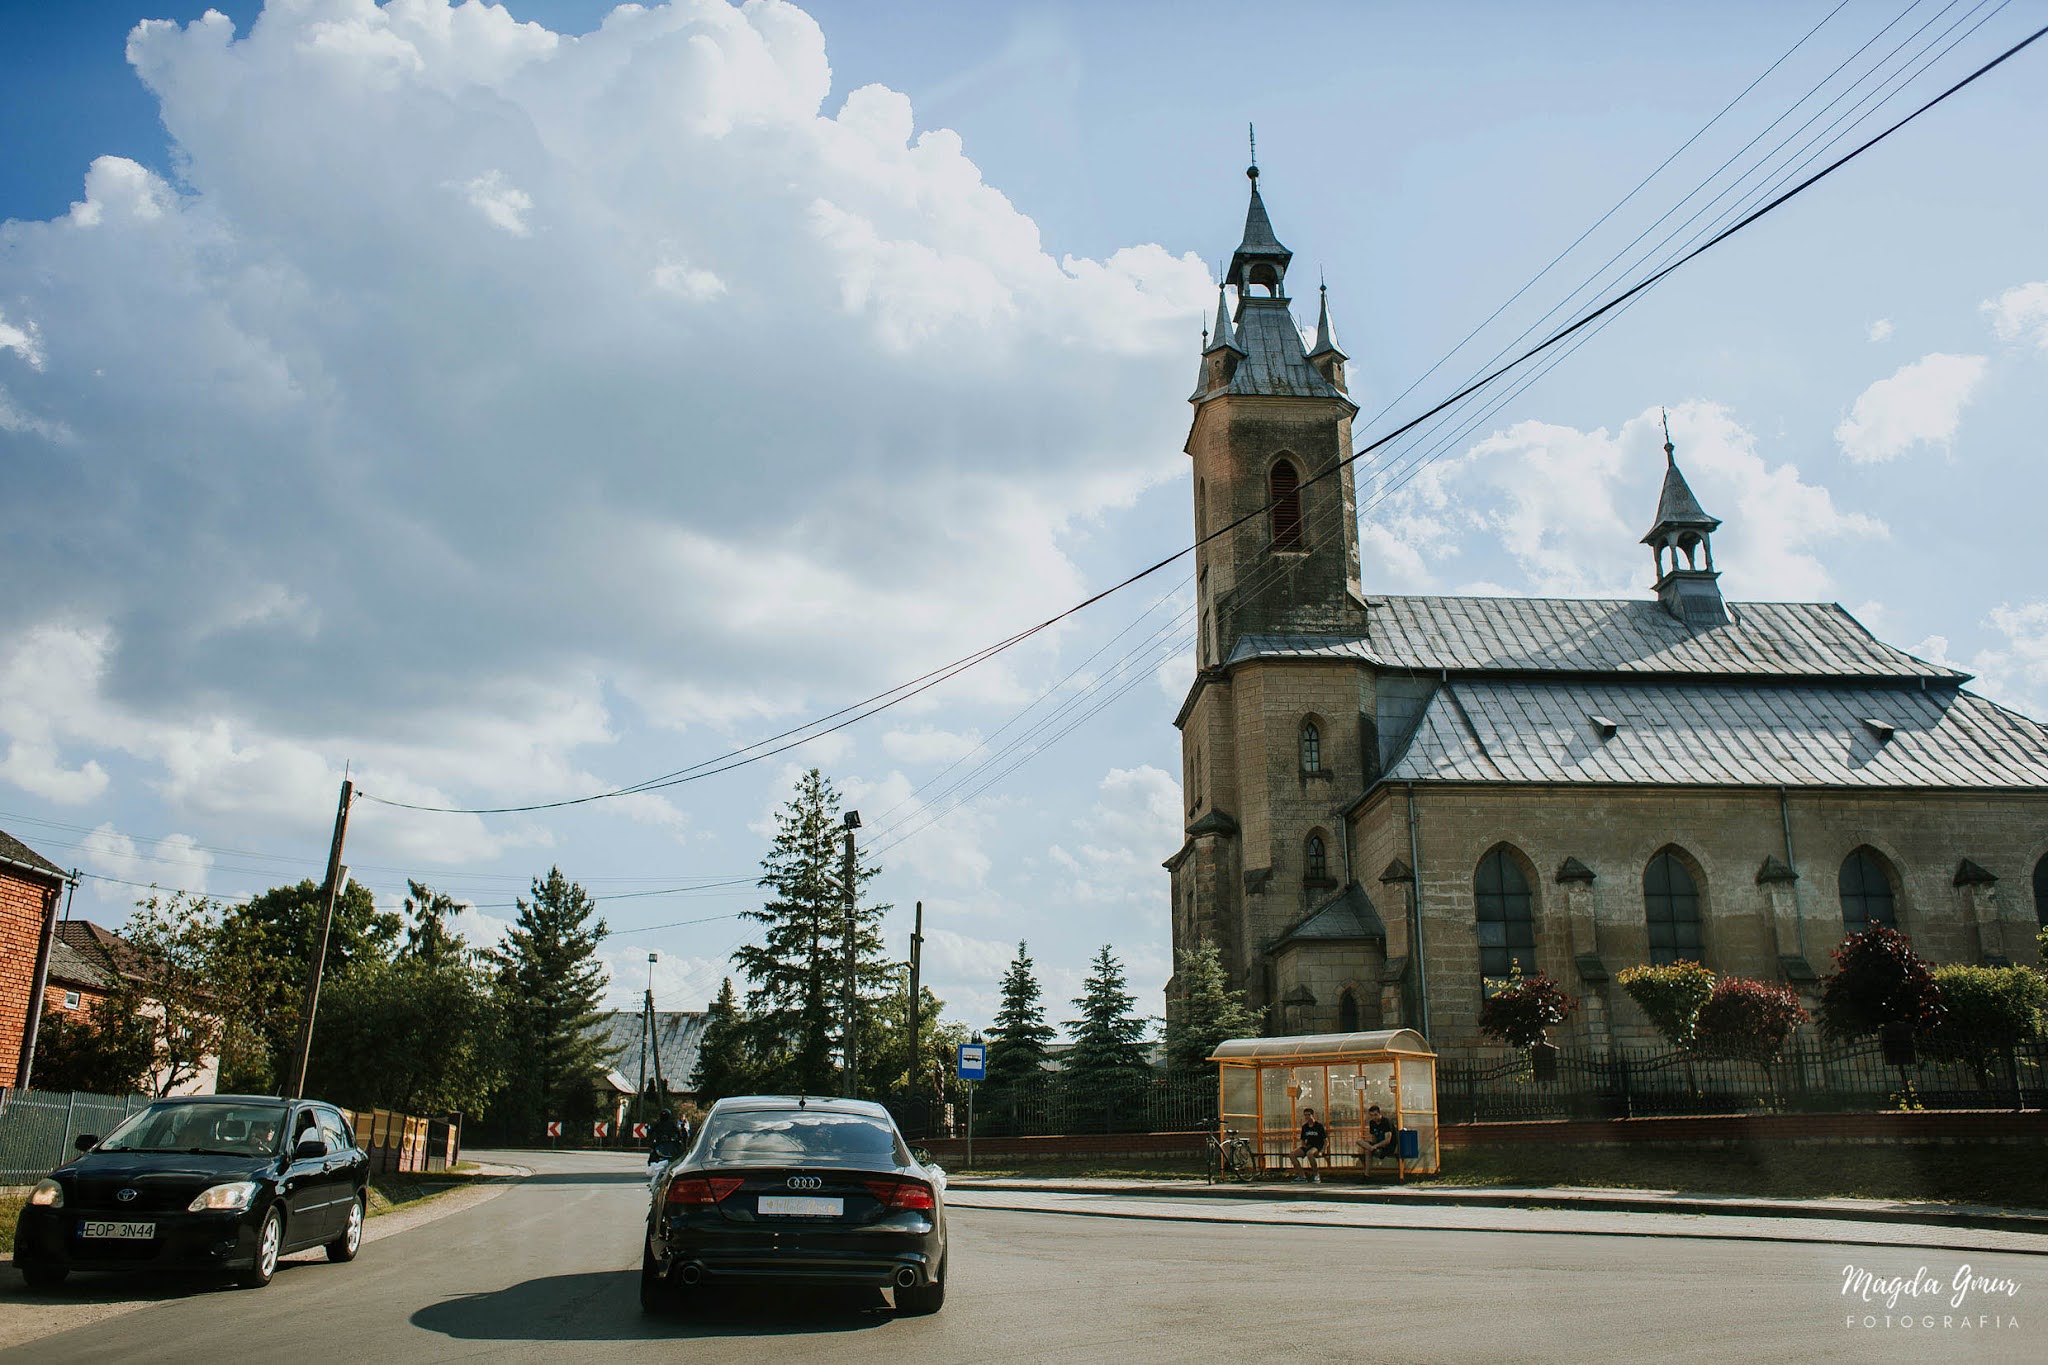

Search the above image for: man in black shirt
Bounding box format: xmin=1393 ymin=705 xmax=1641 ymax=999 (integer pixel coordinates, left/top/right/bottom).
xmin=1288 ymin=1107 xmax=1328 ymax=1182
xmin=1364 ymin=1104 xmax=1398 ymax=1169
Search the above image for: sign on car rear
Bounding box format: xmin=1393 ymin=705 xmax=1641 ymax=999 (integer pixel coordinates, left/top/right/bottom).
xmin=756 ymin=1195 xmax=845 ymax=1217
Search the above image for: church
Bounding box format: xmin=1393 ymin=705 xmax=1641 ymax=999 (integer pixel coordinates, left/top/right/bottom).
xmin=1163 ymin=163 xmax=2048 ymax=1051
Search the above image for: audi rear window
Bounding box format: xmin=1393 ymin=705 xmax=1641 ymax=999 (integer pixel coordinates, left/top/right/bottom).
xmin=701 ymin=1111 xmax=910 ymax=1168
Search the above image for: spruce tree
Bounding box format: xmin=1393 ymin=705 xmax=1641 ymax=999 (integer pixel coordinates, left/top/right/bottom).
xmin=1161 ymin=941 xmax=1256 ymax=1073
xmin=1064 ymin=945 xmax=1153 ymax=1131
xmin=985 ymin=941 xmax=1054 ymax=1129
xmin=487 ymin=868 xmax=611 ymax=1137
xmin=730 ymin=769 xmax=891 ymax=1095
xmin=690 ymin=977 xmax=755 ymax=1102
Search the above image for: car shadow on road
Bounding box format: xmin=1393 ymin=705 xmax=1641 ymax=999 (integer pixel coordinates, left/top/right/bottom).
xmin=411 ymin=1272 xmax=896 ymax=1341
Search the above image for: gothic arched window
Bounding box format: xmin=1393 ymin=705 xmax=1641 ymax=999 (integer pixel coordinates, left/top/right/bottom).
xmin=1644 ymin=849 xmax=1704 ymax=966
xmin=1269 ymin=459 xmax=1303 ymax=549
xmin=1839 ymin=848 xmax=1897 ymax=937
xmin=2033 ymin=853 xmax=2047 ymax=928
xmin=1300 ymin=720 xmax=1321 ymax=773
xmin=1475 ymin=846 xmax=1535 ymax=990
xmin=1196 ymin=479 xmax=1208 ymax=539
xmin=1337 ymin=988 xmax=1360 ymax=1033
xmin=1306 ymin=835 xmax=1328 ymax=882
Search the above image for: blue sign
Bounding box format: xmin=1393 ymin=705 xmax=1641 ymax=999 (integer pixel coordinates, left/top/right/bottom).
xmin=956 ymin=1043 xmax=986 ymax=1081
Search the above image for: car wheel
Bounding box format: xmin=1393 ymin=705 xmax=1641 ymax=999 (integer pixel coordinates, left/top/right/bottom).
xmin=19 ymin=1263 xmax=68 ymax=1292
xmin=326 ymin=1195 xmax=365 ymax=1263
xmin=639 ymin=1243 xmax=671 ymax=1314
xmin=895 ymin=1260 xmax=946 ymax=1316
xmin=238 ymin=1207 xmax=284 ymax=1289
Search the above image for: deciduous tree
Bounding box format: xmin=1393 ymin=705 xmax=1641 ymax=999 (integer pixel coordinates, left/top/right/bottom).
xmin=1818 ymin=926 xmax=1944 ymax=1041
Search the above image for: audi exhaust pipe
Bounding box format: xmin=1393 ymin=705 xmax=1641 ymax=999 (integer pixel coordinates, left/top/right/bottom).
xmin=893 ymin=1267 xmax=918 ymax=1290
xmin=678 ymin=1263 xmax=704 ymax=1287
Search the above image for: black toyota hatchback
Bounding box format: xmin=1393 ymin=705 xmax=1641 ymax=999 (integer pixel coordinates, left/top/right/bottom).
xmin=642 ymin=1095 xmax=948 ymax=1315
xmin=14 ymin=1095 xmax=369 ymax=1291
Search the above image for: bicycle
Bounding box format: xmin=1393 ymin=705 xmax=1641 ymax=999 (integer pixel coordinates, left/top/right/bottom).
xmin=1204 ymin=1126 xmax=1257 ymax=1183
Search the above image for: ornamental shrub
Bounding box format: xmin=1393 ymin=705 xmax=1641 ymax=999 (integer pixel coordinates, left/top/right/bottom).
xmin=1477 ymin=966 xmax=1577 ymax=1050
xmin=1694 ymin=977 xmax=1807 ymax=1066
xmin=1918 ymin=964 xmax=2047 ymax=1083
xmin=1615 ymin=961 xmax=1717 ymax=1051
xmin=1817 ymin=926 xmax=1944 ymax=1041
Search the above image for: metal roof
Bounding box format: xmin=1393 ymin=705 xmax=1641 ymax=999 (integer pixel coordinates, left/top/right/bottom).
xmin=1209 ymin=1028 xmax=1434 ymax=1061
xmin=1271 ymin=882 xmax=1386 ymax=948
xmin=1644 ymin=457 xmax=1719 ymax=538
xmin=1308 ymin=285 xmax=1343 ymax=359
xmin=1210 ymin=299 xmax=1347 ymax=401
xmin=1382 ymin=677 xmax=2048 ymax=789
xmin=587 ymin=1010 xmax=707 ymax=1094
xmin=1363 ymin=597 xmax=1962 ymax=680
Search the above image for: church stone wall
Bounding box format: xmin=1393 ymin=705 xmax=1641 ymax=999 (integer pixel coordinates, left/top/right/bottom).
xmin=1353 ymin=784 xmax=2048 ymax=1052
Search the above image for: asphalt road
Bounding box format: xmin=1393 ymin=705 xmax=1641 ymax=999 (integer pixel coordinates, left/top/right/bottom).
xmin=8 ymin=1148 xmax=2045 ymax=1363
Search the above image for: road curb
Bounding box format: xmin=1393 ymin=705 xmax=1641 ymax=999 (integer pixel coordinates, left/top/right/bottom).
xmin=943 ymin=1178 xmax=2048 ymax=1237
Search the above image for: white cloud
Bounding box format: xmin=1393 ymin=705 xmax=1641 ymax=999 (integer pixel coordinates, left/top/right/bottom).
xmin=1051 ymin=764 xmax=1178 ymax=920
xmin=880 ymin=726 xmax=980 ymax=766
xmin=0 ymin=0 xmax=1212 ymax=848
xmin=1361 ymin=402 xmax=1881 ymax=600
xmin=452 ymin=170 xmax=533 ymax=236
xmin=1833 ymin=353 xmax=1986 ymax=463
xmin=1866 ymin=318 xmax=1893 ymax=343
xmin=1967 ymin=602 xmax=2048 ymax=718
xmin=1983 ymin=281 xmax=2048 ymax=350
xmin=79 ymin=822 xmax=214 ymax=899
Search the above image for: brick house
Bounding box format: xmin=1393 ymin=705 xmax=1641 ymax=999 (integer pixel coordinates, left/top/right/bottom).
xmin=1 ymin=826 xmax=75 ymax=1087
xmin=44 ymin=918 xmax=221 ymax=1096
xmin=1166 ymin=167 xmax=2048 ymax=1051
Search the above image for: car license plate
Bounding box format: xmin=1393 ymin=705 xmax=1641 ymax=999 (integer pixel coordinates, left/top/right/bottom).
xmin=757 ymin=1195 xmax=843 ymax=1218
xmin=80 ymin=1220 xmax=154 ymax=1240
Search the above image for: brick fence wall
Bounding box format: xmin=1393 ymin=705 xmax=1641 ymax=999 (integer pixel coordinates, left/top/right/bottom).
xmin=921 ymin=1110 xmax=2048 ymax=1163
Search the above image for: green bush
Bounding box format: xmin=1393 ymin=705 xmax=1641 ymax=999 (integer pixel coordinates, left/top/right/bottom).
xmin=1919 ymin=964 xmax=2047 ymax=1082
xmin=1616 ymin=961 xmax=1717 ymax=1051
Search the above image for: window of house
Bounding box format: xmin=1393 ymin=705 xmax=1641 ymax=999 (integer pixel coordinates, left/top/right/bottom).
xmin=1475 ymin=846 xmax=1536 ymax=991
xmin=1269 ymin=460 xmax=1303 ymax=548
xmin=1839 ymin=848 xmax=1897 ymax=937
xmin=1644 ymin=850 xmax=1704 ymax=966
xmin=1300 ymin=720 xmax=1321 ymax=773
xmin=63 ymin=990 xmax=81 ymax=1009
xmin=2034 ymin=853 xmax=2047 ymax=929
xmin=1306 ymin=835 xmax=1328 ymax=882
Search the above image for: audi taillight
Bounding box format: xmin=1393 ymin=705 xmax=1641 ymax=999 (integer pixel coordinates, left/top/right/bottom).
xmin=863 ymin=1179 xmax=935 ymax=1211
xmin=666 ymin=1176 xmax=744 ymax=1206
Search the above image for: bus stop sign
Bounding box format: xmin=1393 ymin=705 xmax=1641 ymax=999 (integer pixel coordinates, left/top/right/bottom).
xmin=957 ymin=1043 xmax=986 ymax=1081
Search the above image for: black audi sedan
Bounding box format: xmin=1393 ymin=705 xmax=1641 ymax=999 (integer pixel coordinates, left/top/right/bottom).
xmin=14 ymin=1095 xmax=369 ymax=1291
xmin=642 ymin=1095 xmax=948 ymax=1315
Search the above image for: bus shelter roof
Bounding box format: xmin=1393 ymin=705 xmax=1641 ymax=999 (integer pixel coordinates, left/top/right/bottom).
xmin=1207 ymin=1029 xmax=1434 ymax=1063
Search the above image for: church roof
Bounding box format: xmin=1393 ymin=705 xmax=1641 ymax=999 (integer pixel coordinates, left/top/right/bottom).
xmin=1227 ymin=597 xmax=1962 ymax=682
xmin=1381 ymin=677 xmax=2048 ymax=790
xmin=1270 ymin=881 xmax=1387 ymax=949
xmin=1193 ymin=298 xmax=1349 ymax=403
xmin=1643 ymin=459 xmax=1720 ymax=539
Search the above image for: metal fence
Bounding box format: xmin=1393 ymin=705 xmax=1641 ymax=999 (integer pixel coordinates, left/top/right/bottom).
xmin=1441 ymin=1032 xmax=2048 ymax=1124
xmin=887 ymin=1072 xmax=1216 ymax=1141
xmin=0 ymin=1087 xmax=153 ymax=1185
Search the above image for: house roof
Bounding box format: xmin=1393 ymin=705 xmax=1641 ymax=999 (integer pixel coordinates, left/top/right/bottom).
xmin=1381 ymin=677 xmax=2048 ymax=790
xmin=1270 ymin=881 xmax=1387 ymax=950
xmin=46 ymin=935 xmax=111 ymax=990
xmin=586 ymin=1010 xmax=708 ymax=1094
xmin=1228 ymin=598 xmax=1961 ymax=682
xmin=0 ymin=827 xmax=67 ymax=883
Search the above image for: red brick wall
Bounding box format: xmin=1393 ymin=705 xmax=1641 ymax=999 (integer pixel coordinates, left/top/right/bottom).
xmin=0 ymin=870 xmax=57 ymax=1084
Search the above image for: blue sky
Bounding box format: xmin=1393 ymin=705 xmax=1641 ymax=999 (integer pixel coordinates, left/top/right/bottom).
xmin=2 ymin=0 xmax=2044 ymax=1030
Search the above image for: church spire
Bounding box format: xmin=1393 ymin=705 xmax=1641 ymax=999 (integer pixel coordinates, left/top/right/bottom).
xmin=1226 ymin=128 xmax=1292 ymax=301
xmin=1641 ymin=411 xmax=1727 ymax=627
xmin=1204 ymin=284 xmax=1240 ymax=355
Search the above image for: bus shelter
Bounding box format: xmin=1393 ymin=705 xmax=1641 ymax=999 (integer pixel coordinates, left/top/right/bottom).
xmin=1207 ymin=1030 xmax=1440 ymax=1178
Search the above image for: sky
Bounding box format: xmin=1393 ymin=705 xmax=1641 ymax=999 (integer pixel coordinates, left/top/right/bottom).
xmin=2 ymin=0 xmax=2045 ymax=1033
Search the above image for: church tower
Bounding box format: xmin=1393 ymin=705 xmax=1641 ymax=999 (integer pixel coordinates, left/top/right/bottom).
xmin=1168 ymin=154 xmax=1386 ymax=1033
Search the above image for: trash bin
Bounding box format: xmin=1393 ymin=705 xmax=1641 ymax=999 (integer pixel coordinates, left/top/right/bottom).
xmin=1397 ymin=1129 xmax=1420 ymax=1161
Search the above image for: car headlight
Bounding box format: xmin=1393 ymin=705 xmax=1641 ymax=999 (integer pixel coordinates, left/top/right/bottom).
xmin=187 ymin=1181 xmax=259 ymax=1212
xmin=28 ymin=1179 xmax=63 ymax=1208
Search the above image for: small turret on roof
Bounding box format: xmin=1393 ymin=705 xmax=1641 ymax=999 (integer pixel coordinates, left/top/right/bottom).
xmin=1307 ymin=280 xmax=1344 ymax=359
xmin=1225 ymin=128 xmax=1292 ymax=300
xmin=1640 ymin=411 xmax=1727 ymax=628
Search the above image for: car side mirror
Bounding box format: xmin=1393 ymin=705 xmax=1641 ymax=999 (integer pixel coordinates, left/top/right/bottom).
xmin=295 ymin=1137 xmax=326 ymax=1160
xmin=74 ymin=1134 xmax=98 ymax=1153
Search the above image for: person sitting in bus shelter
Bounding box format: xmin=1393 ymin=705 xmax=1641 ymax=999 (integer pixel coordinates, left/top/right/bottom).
xmin=1364 ymin=1104 xmax=1398 ymax=1169
xmin=1287 ymin=1107 xmax=1328 ymax=1182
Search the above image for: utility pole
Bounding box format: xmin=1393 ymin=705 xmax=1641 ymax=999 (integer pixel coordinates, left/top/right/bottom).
xmin=841 ymin=810 xmax=861 ymax=1098
xmin=635 ymin=952 xmax=656 ymax=1136
xmin=289 ymin=778 xmax=353 ymax=1098
xmin=906 ymin=901 xmax=923 ymax=1099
